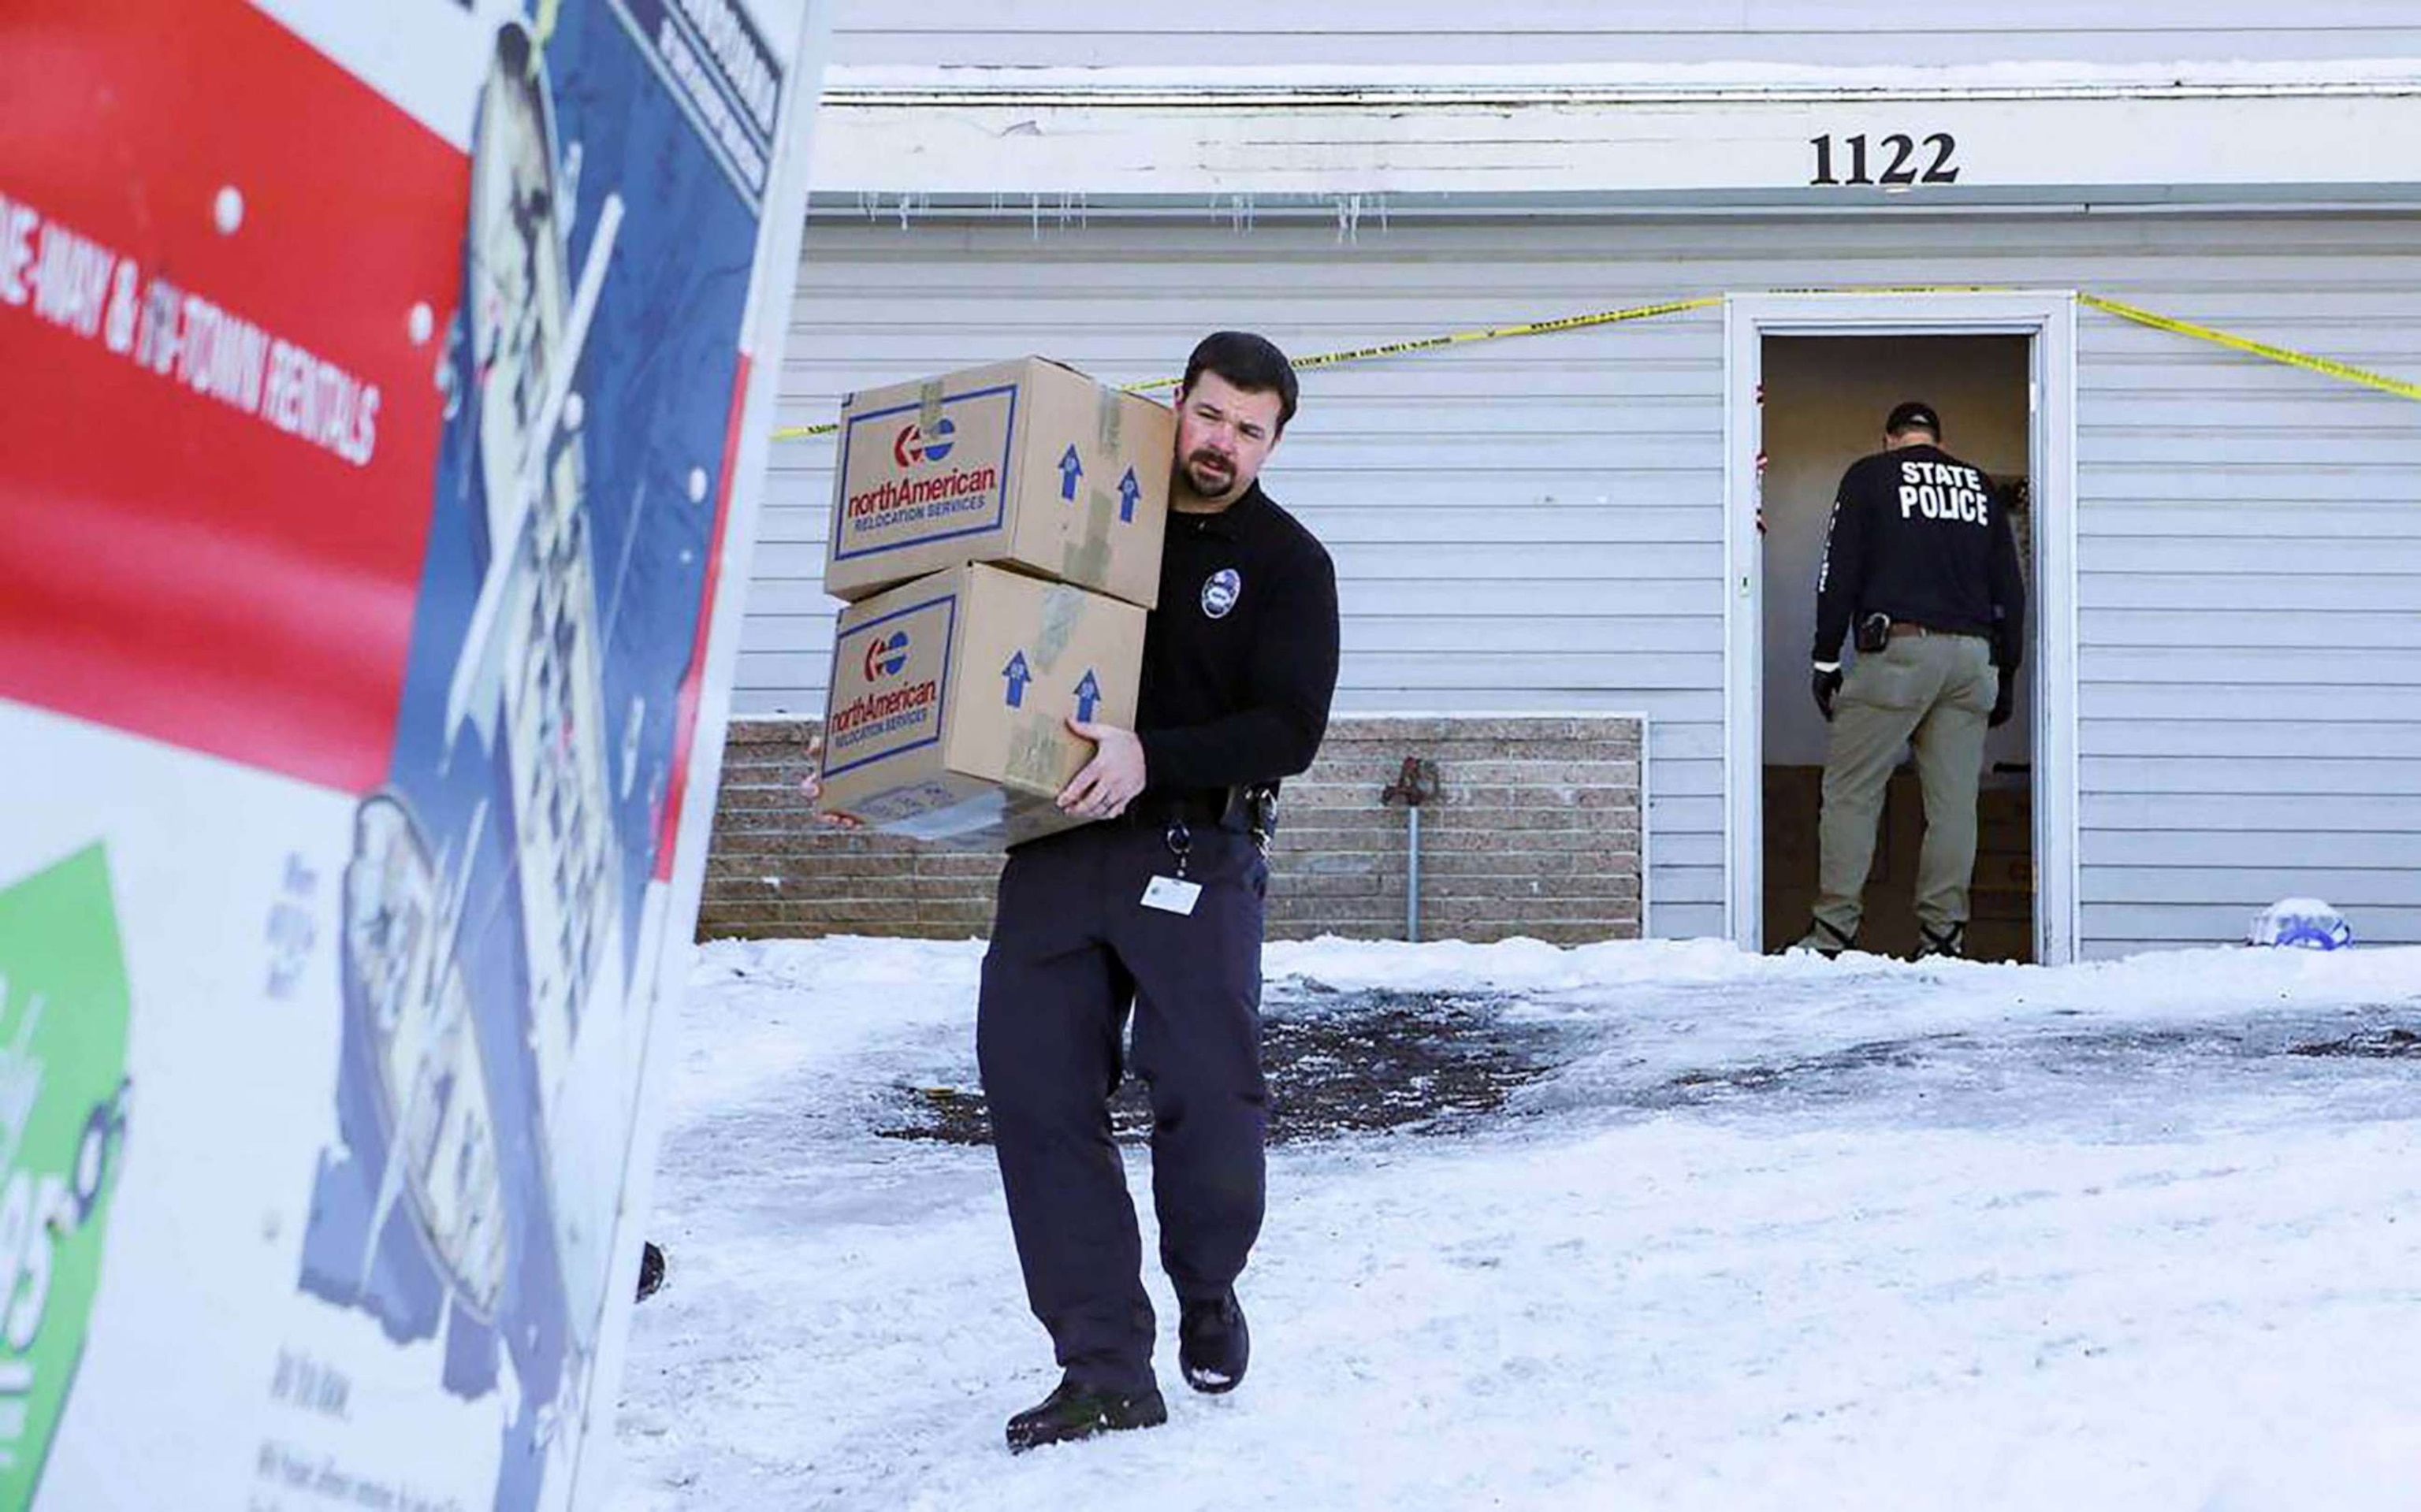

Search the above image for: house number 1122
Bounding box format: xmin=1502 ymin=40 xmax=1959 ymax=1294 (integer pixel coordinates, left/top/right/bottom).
xmin=1809 ymin=132 xmax=1961 ymax=186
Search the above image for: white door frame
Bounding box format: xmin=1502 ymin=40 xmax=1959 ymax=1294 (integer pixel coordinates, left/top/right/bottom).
xmin=1721 ymin=292 xmax=2081 ymax=964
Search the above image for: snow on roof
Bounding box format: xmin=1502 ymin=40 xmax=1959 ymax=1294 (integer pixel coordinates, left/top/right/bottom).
xmin=827 ymin=57 xmax=2421 ymax=99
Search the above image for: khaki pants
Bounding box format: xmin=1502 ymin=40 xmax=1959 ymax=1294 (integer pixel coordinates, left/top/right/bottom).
xmin=1808 ymin=631 xmax=1998 ymax=949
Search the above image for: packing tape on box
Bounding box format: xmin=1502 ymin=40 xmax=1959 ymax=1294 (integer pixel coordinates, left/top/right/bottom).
xmin=768 ymin=291 xmax=2419 ymax=441
xmin=1032 ymin=583 xmax=1084 ymax=671
xmin=1062 ymin=489 xmax=1114 ymax=591
xmin=1003 ymin=711 xmax=1069 ymax=791
xmin=1095 ymin=383 xmax=1124 ymax=452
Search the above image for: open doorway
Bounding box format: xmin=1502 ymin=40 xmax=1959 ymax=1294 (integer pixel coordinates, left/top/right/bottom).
xmin=1758 ymin=335 xmax=2037 ymax=961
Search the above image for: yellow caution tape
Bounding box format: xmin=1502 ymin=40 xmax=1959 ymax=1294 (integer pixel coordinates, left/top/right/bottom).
xmin=2077 ymin=293 xmax=2421 ymax=404
xmin=768 ymin=288 xmax=2415 ymax=441
xmin=1183 ymin=295 xmax=1725 ymax=383
xmin=768 ymin=295 xmax=1723 ymax=439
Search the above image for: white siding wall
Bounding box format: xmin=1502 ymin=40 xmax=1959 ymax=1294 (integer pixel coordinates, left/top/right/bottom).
xmin=2069 ymin=225 xmax=2421 ymax=955
xmin=825 ymin=1 xmax=2421 ymax=69
xmin=744 ymin=211 xmax=2421 ymax=949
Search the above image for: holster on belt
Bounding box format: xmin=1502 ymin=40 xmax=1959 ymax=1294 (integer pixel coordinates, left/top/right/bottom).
xmin=1219 ymin=784 xmax=1281 ymax=846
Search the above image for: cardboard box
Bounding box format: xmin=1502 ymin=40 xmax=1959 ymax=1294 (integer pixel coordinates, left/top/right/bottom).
xmin=824 ymin=356 xmax=1174 ymax=607
xmin=817 ymin=563 xmax=1146 ymax=847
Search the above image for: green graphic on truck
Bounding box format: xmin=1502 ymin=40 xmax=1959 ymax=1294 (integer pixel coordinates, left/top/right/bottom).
xmin=0 ymin=845 xmax=134 ymax=1503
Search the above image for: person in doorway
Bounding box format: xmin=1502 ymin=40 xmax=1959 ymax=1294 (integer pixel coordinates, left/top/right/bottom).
xmin=1795 ymin=400 xmax=2026 ymax=960
xmin=802 ymin=332 xmax=1340 ymax=1451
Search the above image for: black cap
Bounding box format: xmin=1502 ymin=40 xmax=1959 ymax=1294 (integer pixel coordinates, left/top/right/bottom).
xmin=1886 ymin=400 xmax=1941 ymax=437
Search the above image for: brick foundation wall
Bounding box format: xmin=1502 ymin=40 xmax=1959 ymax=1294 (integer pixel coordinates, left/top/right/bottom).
xmin=701 ymin=715 xmax=1645 ymax=945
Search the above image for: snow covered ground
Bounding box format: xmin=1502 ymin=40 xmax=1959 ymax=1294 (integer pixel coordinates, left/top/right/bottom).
xmin=612 ymin=936 xmax=2421 ymax=1511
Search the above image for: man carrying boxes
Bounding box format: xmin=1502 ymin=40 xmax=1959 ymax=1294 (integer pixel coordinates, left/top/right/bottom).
xmin=804 ymin=332 xmax=1340 ymax=1452
xmin=815 ymin=354 xmax=1172 ymax=846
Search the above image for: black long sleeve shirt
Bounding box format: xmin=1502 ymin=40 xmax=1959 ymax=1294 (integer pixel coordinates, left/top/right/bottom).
xmin=1812 ymin=443 xmax=2029 ymax=669
xmin=1136 ymin=483 xmax=1340 ymax=801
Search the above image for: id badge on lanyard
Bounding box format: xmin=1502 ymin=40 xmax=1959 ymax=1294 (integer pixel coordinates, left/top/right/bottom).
xmin=1141 ymin=821 xmax=1203 ymax=916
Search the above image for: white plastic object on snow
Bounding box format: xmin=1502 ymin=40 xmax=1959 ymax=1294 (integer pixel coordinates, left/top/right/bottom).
xmin=2247 ymin=897 xmax=2354 ymax=950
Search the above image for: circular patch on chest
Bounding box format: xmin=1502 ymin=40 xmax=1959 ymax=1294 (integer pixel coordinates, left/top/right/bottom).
xmin=1201 ymin=567 xmax=1242 ymax=619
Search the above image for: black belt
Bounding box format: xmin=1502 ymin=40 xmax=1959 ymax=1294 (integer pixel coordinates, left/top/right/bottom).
xmin=1120 ymin=789 xmax=1238 ymax=831
xmin=1888 ymin=620 xmax=1986 ymax=641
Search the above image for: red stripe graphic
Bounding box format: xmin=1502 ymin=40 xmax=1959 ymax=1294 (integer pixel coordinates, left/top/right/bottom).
xmin=654 ymin=354 xmax=754 ymax=881
xmin=0 ymin=0 xmax=466 ymax=792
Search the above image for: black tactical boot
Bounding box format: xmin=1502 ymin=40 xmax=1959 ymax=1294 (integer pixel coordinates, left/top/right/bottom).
xmin=1003 ymin=1376 xmax=1168 ymax=1454
xmin=1790 ymin=918 xmax=1855 ymax=960
xmin=1178 ymin=1291 xmax=1250 ymax=1395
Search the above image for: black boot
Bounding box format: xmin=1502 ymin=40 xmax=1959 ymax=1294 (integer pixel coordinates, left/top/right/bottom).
xmin=1004 ymin=1376 xmax=1167 ymax=1454
xmin=1178 ymin=1291 xmax=1250 ymax=1395
xmin=1788 ymin=918 xmax=1855 ymax=960
xmin=1916 ymin=921 xmax=1966 ymax=960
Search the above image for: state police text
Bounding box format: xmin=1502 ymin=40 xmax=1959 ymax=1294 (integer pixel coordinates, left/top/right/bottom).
xmin=1897 ymin=459 xmax=1990 ymax=523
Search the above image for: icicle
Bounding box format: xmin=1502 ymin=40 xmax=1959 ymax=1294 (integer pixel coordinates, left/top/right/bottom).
xmin=1335 ymin=192 xmax=1363 ymax=245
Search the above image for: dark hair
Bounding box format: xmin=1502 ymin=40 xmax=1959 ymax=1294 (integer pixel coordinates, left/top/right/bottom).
xmin=1181 ymin=331 xmax=1299 ymax=435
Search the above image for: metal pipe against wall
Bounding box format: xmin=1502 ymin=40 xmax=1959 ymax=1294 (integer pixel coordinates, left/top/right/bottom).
xmin=1382 ymin=756 xmax=1440 ymax=944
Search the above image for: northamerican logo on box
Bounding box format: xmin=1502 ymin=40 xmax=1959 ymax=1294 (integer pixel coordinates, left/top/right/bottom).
xmin=825 ymin=593 xmax=958 ymax=776
xmin=835 ymin=383 xmax=1019 ymax=560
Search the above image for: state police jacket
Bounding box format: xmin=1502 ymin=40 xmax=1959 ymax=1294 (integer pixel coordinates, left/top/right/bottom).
xmin=1812 ymin=443 xmax=2028 ymax=669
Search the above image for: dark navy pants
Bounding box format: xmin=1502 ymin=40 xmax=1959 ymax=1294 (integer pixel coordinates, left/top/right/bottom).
xmin=976 ymin=817 xmax=1270 ymax=1393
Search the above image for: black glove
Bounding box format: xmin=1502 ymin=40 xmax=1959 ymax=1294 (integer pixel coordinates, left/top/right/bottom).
xmin=1813 ymin=665 xmax=1843 ymax=723
xmin=1988 ymin=667 xmax=2015 ymax=728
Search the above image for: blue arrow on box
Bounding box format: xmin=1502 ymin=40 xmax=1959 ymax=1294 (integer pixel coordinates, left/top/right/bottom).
xmin=1117 ymin=466 xmax=1140 ymax=522
xmin=1058 ymin=445 xmax=1084 ymax=501
xmin=1073 ymin=669 xmax=1101 ymax=723
xmin=1002 ymin=651 xmax=1032 ymax=708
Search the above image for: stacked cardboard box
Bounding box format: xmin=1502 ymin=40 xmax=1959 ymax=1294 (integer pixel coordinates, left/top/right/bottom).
xmin=814 ymin=358 xmax=1173 ymax=848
